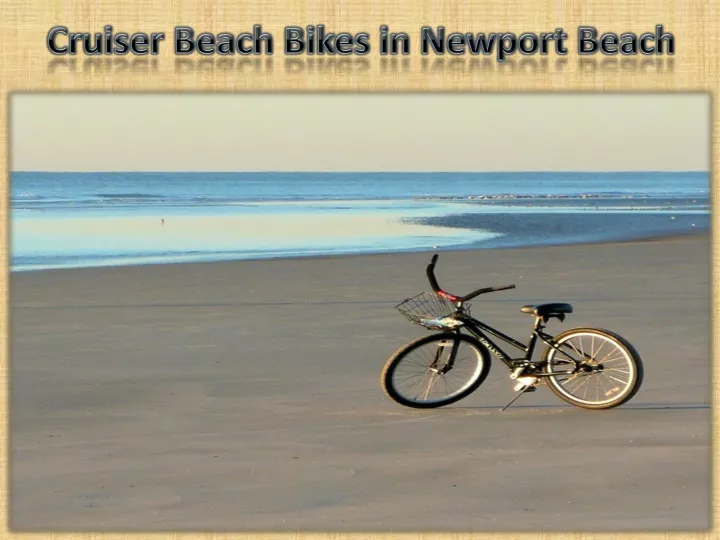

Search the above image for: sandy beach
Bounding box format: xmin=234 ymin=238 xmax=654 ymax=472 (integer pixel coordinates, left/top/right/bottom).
xmin=10 ymin=234 xmax=711 ymax=532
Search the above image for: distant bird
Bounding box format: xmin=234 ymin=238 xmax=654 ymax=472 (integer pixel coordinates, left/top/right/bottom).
xmin=161 ymin=218 xmax=165 ymax=226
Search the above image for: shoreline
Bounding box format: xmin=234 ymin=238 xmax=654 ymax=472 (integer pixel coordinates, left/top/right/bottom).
xmin=12 ymin=171 xmax=709 ymax=275
xmin=11 ymin=229 xmax=710 ymax=275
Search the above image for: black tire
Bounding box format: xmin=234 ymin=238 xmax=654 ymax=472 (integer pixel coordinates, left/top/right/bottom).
xmin=381 ymin=332 xmax=492 ymax=409
xmin=543 ymin=327 xmax=644 ymax=410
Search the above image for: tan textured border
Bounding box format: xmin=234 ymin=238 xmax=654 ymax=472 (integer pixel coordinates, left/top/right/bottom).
xmin=0 ymin=0 xmax=717 ymax=539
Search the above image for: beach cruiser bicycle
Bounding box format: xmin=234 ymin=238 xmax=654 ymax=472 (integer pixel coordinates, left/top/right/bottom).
xmin=382 ymin=254 xmax=644 ymax=411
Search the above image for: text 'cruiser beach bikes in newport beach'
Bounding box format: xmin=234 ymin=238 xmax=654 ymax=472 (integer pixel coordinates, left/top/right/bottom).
xmin=382 ymin=254 xmax=644 ymax=411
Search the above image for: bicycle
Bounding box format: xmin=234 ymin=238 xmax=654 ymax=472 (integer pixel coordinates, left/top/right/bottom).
xmin=381 ymin=254 xmax=644 ymax=411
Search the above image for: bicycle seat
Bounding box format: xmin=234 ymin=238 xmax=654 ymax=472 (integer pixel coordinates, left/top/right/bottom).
xmin=521 ymin=303 xmax=573 ymax=318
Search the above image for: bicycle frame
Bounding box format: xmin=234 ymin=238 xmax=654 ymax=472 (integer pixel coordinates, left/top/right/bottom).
xmin=420 ymin=253 xmax=588 ymax=376
xmin=452 ymin=310 xmax=581 ymax=375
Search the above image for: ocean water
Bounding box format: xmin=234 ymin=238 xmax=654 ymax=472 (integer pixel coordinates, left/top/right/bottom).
xmin=11 ymin=171 xmax=710 ymax=272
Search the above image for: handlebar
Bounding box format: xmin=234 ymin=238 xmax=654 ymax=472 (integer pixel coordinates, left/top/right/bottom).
xmin=426 ymin=253 xmax=515 ymax=303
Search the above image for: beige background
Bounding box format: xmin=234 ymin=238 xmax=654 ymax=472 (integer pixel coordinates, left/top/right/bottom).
xmin=0 ymin=0 xmax=717 ymax=539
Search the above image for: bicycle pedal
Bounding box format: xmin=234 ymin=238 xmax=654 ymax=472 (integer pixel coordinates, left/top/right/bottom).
xmin=513 ymin=382 xmax=537 ymax=393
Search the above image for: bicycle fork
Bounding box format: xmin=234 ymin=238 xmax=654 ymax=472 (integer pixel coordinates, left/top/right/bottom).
xmin=429 ymin=338 xmax=460 ymax=375
xmin=415 ymin=339 xmax=460 ymax=401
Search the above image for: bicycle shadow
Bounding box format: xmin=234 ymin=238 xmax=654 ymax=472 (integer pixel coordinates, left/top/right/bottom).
xmin=448 ymin=402 xmax=710 ymax=412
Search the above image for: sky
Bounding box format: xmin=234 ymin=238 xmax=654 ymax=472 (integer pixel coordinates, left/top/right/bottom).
xmin=11 ymin=94 xmax=709 ymax=172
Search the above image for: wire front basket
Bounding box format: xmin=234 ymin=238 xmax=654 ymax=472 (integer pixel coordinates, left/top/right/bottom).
xmin=395 ymin=292 xmax=470 ymax=329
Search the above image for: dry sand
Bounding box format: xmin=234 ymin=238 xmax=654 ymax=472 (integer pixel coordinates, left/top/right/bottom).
xmin=10 ymin=234 xmax=711 ymax=532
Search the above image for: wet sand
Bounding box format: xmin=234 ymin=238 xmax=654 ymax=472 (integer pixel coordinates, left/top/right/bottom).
xmin=10 ymin=234 xmax=711 ymax=532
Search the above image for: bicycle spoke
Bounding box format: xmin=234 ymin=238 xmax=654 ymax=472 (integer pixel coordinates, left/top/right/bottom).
xmin=409 ymin=374 xmax=430 ymax=400
xmin=421 ymin=373 xmax=439 ymax=400
xmin=547 ymin=332 xmax=634 ymax=407
xmin=605 ymin=373 xmax=628 ymax=385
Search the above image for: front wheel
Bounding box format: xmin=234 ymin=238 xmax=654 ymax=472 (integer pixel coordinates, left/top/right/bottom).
xmin=381 ymin=332 xmax=491 ymax=409
xmin=543 ymin=327 xmax=644 ymax=410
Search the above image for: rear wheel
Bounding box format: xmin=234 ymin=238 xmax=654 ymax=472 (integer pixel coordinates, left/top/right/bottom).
xmin=543 ymin=327 xmax=643 ymax=410
xmin=381 ymin=333 xmax=491 ymax=409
